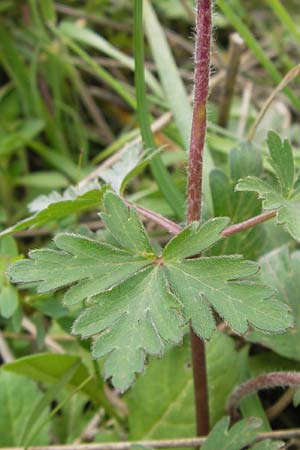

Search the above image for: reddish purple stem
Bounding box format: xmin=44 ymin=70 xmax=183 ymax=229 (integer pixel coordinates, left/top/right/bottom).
xmin=187 ymin=0 xmax=212 ymax=224
xmin=187 ymin=0 xmax=212 ymax=436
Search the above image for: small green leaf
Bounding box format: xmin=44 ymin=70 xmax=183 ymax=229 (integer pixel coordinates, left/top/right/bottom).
xmin=236 ymin=133 xmax=300 ymax=241
xmin=235 ymin=177 xmax=282 ymax=210
xmin=202 ymin=416 xmax=284 ymax=449
xmin=201 ymin=416 xmax=261 ymax=450
xmin=267 ymin=131 xmax=294 ymax=196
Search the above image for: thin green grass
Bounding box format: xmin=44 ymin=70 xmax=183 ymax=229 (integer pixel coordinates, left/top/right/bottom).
xmin=133 ymin=0 xmax=185 ymax=220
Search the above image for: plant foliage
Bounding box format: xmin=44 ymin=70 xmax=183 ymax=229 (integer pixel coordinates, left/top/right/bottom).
xmin=236 ymin=132 xmax=300 ymax=241
xmin=202 ymin=416 xmax=283 ymax=450
xmin=8 ymin=192 xmax=292 ymax=391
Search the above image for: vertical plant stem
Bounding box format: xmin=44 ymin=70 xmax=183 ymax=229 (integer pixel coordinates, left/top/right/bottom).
xmin=187 ymin=0 xmax=212 ymax=436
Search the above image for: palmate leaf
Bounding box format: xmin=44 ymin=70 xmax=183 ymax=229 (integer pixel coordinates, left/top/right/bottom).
xmin=8 ymin=192 xmax=292 ymax=391
xmin=236 ymin=131 xmax=300 ymax=241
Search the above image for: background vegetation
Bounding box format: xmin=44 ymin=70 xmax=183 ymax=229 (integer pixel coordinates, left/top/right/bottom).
xmin=0 ymin=0 xmax=300 ymax=447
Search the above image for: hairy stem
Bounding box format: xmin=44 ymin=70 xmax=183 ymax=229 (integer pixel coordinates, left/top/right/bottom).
xmin=124 ymin=200 xmax=182 ymax=235
xmin=187 ymin=0 xmax=212 ymax=436
xmin=221 ymin=210 xmax=276 ymax=237
xmin=187 ymin=0 xmax=211 ymax=225
xmin=129 ymin=202 xmax=277 ymax=239
xmin=227 ymin=372 xmax=300 ymax=421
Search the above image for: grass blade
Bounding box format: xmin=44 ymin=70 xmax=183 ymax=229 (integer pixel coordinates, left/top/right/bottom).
xmin=267 ymin=0 xmax=300 ymax=41
xmin=133 ymin=0 xmax=185 ymax=219
xmin=144 ymin=0 xmax=192 ymax=149
xmin=59 ymin=21 xmax=163 ymax=98
xmin=53 ymin=26 xmax=136 ymax=109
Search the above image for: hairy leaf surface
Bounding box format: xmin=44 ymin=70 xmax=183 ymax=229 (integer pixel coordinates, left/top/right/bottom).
xmin=8 ymin=192 xmax=292 ymax=390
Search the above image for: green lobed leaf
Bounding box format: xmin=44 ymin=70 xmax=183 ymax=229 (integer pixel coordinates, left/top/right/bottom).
xmin=202 ymin=416 xmax=284 ymax=450
xmin=8 ymin=192 xmax=292 ymax=390
xmin=201 ymin=416 xmax=261 ymax=450
xmin=73 ymin=266 xmax=183 ymax=391
xmin=164 ymin=256 xmax=290 ymax=337
xmin=236 ymin=132 xmax=300 ymax=241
